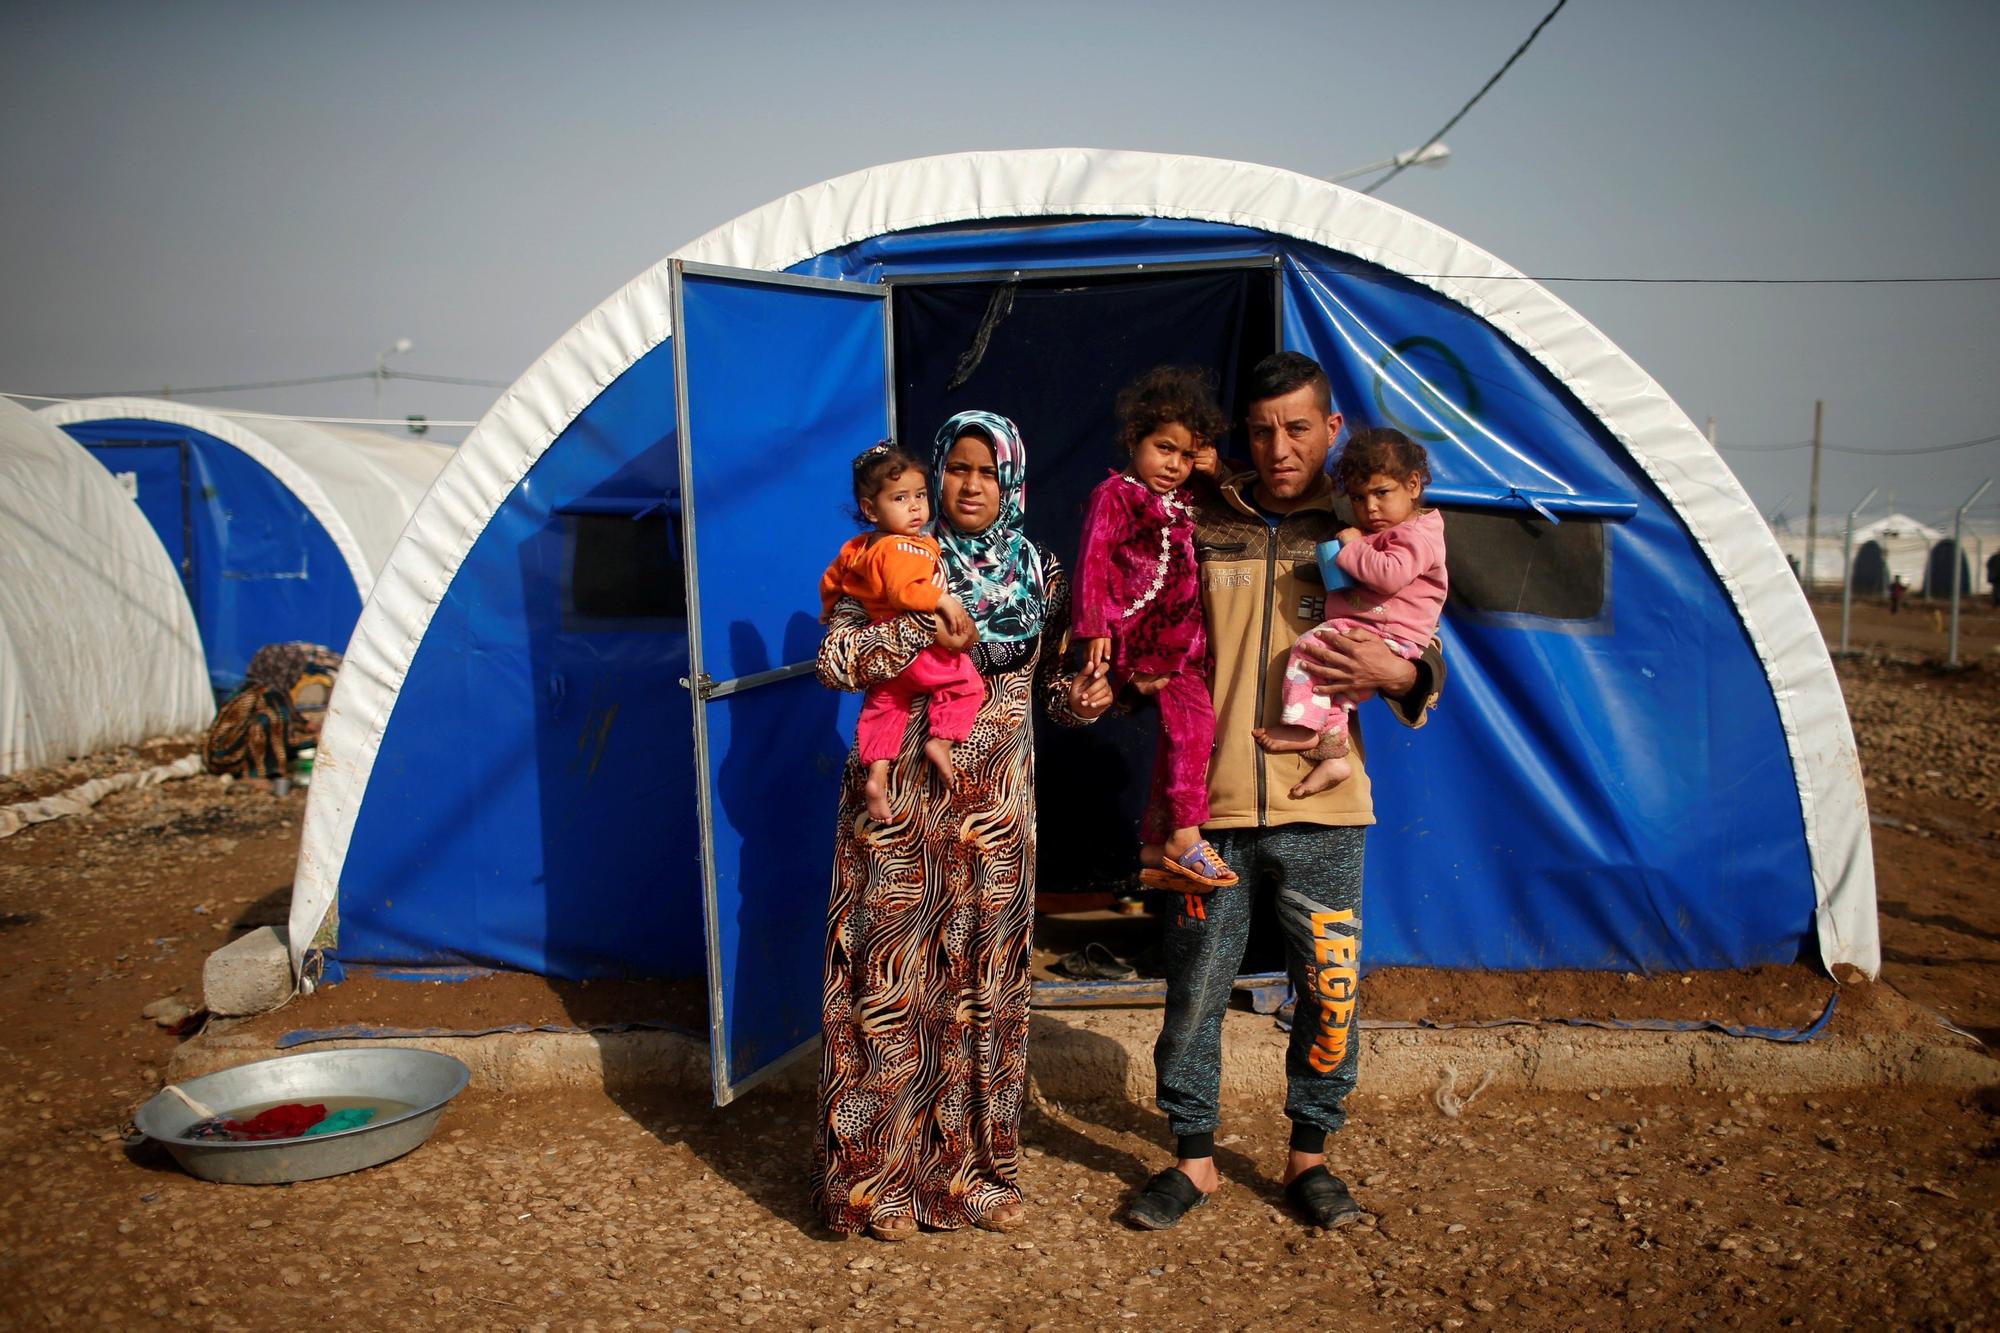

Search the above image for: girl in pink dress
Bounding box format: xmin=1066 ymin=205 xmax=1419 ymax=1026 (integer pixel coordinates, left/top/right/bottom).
xmin=1074 ymin=367 xmax=1237 ymax=892
xmin=1254 ymin=427 xmax=1448 ymax=798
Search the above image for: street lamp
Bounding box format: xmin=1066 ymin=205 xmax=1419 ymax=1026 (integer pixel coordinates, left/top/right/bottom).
xmin=1328 ymin=142 xmax=1452 ymax=185
xmin=1949 ymin=477 xmax=1994 ymax=667
xmin=375 ymin=337 xmax=413 ymax=410
xmin=1838 ymin=487 xmax=1878 ymax=657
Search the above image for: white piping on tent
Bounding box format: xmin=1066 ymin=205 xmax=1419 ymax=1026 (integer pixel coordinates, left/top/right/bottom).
xmin=289 ymin=148 xmax=1878 ymax=979
xmin=39 ymin=397 xmax=393 ymax=601
xmin=0 ymin=398 xmax=210 ymax=775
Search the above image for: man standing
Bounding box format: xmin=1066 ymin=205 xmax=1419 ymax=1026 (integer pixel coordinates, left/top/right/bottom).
xmin=1127 ymin=352 xmax=1444 ymax=1231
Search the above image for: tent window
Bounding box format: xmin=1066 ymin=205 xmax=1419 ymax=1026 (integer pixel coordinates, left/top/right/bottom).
xmin=565 ymin=511 xmax=685 ymax=625
xmin=1443 ymin=509 xmax=1606 ymax=622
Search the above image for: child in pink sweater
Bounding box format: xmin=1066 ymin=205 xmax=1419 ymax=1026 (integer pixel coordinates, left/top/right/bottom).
xmin=1254 ymin=427 xmax=1449 ymax=799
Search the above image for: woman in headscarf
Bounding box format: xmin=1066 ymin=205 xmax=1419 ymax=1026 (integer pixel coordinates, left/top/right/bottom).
xmin=813 ymin=410 xmax=1113 ymax=1241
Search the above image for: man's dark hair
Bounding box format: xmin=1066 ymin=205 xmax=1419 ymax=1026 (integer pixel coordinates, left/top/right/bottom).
xmin=1243 ymin=351 xmax=1333 ymax=415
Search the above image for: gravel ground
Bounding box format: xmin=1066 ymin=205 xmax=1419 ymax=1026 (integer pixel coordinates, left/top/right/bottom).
xmin=2 ymin=1081 xmax=1996 ymax=1329
xmin=0 ymin=651 xmax=1996 ymax=1328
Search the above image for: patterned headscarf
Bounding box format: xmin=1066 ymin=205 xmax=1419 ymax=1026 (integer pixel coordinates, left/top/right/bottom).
xmin=931 ymin=410 xmax=1047 ymax=644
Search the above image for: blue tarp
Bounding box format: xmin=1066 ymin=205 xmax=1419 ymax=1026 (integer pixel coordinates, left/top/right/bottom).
xmin=328 ymin=217 xmax=1817 ymax=1066
xmin=60 ymin=418 xmax=361 ymax=691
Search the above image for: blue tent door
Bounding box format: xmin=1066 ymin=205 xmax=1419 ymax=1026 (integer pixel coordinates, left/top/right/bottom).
xmin=671 ymin=260 xmax=893 ymax=1104
xmin=85 ymin=441 xmax=194 ymax=604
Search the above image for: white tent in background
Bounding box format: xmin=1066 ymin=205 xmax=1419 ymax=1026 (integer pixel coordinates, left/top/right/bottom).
xmin=0 ymin=397 xmax=210 ymax=775
xmin=38 ymin=398 xmax=455 ymax=690
xmin=1771 ymin=513 xmax=1941 ymax=594
xmin=1918 ymin=514 xmax=2000 ymax=600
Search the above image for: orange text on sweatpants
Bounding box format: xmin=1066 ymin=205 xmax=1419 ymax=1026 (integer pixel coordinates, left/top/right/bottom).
xmin=1307 ymin=909 xmax=1359 ymax=1074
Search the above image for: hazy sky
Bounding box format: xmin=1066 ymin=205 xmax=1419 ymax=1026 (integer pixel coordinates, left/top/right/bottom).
xmin=4 ymin=0 xmax=1995 ymax=524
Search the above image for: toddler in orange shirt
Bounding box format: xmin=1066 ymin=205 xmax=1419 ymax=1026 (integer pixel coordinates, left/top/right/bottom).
xmin=820 ymin=443 xmax=981 ymax=821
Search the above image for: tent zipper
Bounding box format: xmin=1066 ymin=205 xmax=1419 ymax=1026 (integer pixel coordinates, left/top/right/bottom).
xmin=1253 ymin=516 xmax=1278 ymax=822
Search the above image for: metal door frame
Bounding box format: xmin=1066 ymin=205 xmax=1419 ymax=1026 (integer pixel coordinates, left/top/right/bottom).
xmin=881 ymin=253 xmax=1284 ymax=356
xmin=669 ymin=258 xmax=894 ymax=1103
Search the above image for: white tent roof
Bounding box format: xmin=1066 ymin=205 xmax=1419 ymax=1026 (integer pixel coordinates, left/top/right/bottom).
xmin=291 ymin=147 xmax=1878 ymax=979
xmin=37 ymin=399 xmax=454 ymax=599
xmin=1770 ymin=513 xmax=1965 ymax=588
xmin=1852 ymin=513 xmax=1946 ymax=545
xmin=0 ymin=398 xmax=210 ymax=776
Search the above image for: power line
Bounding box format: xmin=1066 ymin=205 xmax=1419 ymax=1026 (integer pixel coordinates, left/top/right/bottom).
xmin=384 ymin=370 xmax=511 ymax=387
xmin=2 ymin=390 xmax=477 ymax=429
xmin=1414 ymin=273 xmax=2000 ymax=286
xmin=1721 ymin=432 xmax=2000 ymax=457
xmin=39 ymin=367 xmax=509 ymax=398
xmin=1361 ymin=0 xmax=1569 ymax=197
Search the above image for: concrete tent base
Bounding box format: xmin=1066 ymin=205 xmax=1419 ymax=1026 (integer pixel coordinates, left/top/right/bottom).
xmin=170 ymin=1002 xmax=1991 ymax=1104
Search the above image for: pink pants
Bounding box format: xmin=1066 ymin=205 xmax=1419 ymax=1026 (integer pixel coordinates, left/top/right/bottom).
xmin=1135 ymin=667 xmax=1215 ymax=844
xmin=1278 ymin=630 xmax=1417 ymax=736
xmin=856 ymin=645 xmax=983 ymax=764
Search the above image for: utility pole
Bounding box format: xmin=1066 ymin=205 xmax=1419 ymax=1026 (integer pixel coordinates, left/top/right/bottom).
xmin=1804 ymin=401 xmax=1824 ymax=591
xmin=1839 ymin=487 xmax=1877 ymax=656
xmin=1949 ymin=478 xmax=1994 ymax=667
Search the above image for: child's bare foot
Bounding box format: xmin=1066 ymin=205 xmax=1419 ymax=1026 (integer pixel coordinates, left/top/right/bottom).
xmin=1303 ymin=728 xmax=1349 ymax=762
xmin=923 ymin=736 xmax=956 ymax=789
xmin=865 ymin=759 xmax=892 ymax=823
xmin=1289 ymin=755 xmax=1352 ymax=800
xmin=1253 ymin=724 xmax=1319 ymax=754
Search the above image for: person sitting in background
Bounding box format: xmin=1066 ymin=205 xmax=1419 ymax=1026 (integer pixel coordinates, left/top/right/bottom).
xmin=204 ymin=642 xmax=342 ymax=789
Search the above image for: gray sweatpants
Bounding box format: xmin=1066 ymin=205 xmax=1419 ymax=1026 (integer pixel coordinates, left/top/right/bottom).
xmin=1153 ymin=824 xmax=1365 ymax=1139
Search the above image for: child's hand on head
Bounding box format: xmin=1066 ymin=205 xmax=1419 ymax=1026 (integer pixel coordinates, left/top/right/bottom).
xmin=1082 ymin=637 xmax=1112 ymax=674
xmin=1191 ymin=443 xmax=1220 ymax=481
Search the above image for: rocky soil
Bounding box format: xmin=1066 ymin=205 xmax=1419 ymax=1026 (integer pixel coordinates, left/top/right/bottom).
xmin=0 ymin=627 xmax=1995 ymax=1328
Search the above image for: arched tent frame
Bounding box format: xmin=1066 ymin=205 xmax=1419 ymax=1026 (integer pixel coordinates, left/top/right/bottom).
xmin=292 ymin=148 xmax=1877 ymax=1001
xmin=39 ymin=398 xmax=453 ymax=690
xmin=41 ymin=398 xmax=378 ymax=596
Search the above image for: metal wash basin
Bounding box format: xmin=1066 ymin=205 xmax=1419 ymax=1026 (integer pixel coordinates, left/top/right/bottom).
xmin=134 ymin=1047 xmax=470 ymax=1185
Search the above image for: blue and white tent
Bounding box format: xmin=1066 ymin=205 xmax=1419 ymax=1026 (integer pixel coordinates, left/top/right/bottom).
xmin=286 ymin=150 xmax=1876 ymax=1101
xmin=0 ymin=398 xmax=209 ymax=775
xmin=40 ymin=399 xmax=454 ymax=692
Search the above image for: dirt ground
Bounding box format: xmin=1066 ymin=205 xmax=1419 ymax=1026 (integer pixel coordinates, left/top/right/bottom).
xmin=0 ymin=608 xmax=1996 ymax=1328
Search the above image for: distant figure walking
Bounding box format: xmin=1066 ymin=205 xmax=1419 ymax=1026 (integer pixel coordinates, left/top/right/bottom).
xmin=1987 ymin=551 xmax=2000 ymax=608
xmin=1888 ymin=575 xmax=1907 ymax=614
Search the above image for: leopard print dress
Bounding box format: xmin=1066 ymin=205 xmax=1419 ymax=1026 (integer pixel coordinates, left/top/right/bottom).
xmin=811 ymin=548 xmax=1087 ymax=1234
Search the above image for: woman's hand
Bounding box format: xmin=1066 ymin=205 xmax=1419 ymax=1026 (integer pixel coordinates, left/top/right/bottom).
xmin=1297 ymin=626 xmax=1417 ymax=700
xmin=1067 ymin=662 xmax=1114 ymax=719
xmin=1128 ymin=672 xmax=1169 ymax=697
xmin=933 ymin=611 xmax=980 ymax=654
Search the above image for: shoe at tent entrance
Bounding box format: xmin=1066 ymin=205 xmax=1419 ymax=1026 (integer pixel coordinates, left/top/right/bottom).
xmin=266 ymin=149 xmax=1873 ymax=1105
